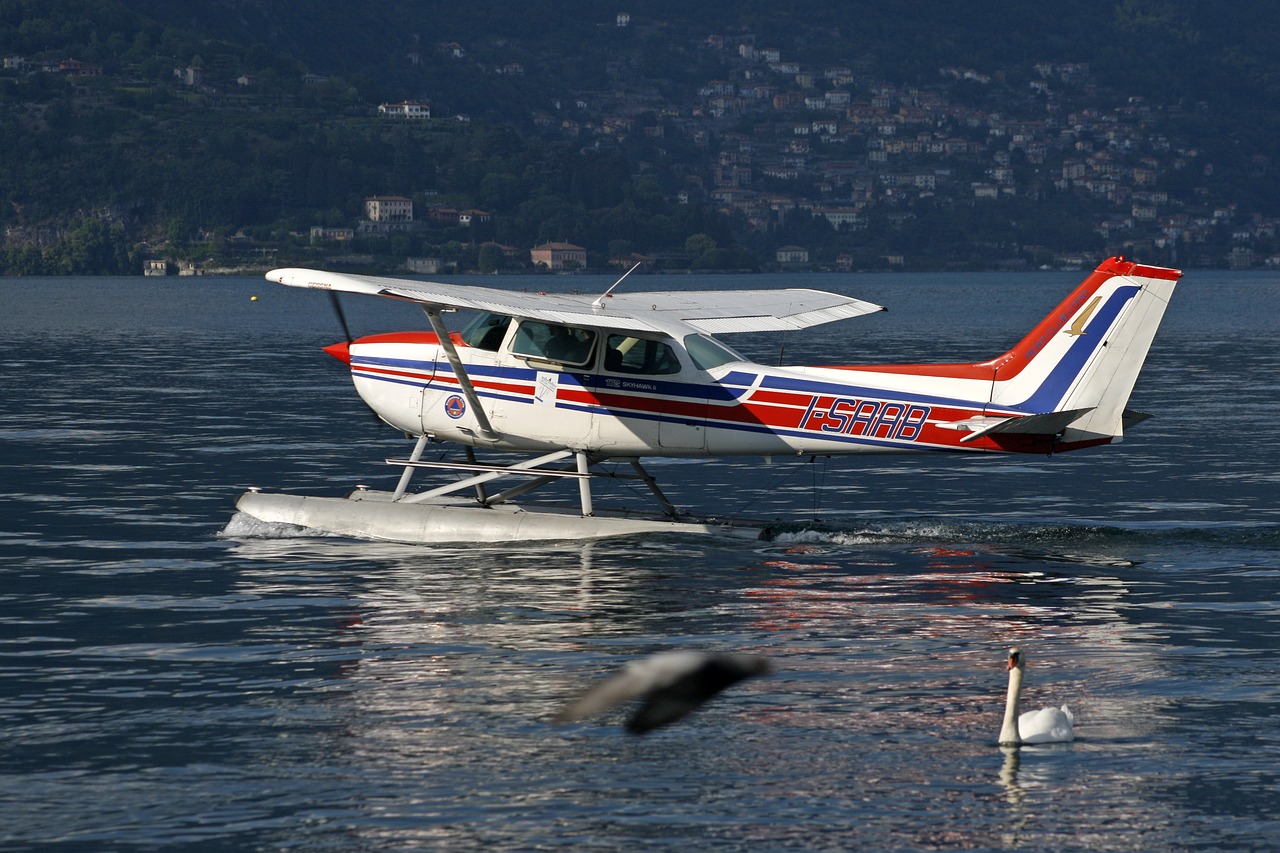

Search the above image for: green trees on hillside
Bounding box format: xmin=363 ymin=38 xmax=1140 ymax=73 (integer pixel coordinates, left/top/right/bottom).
xmin=0 ymin=61 xmax=737 ymax=273
xmin=0 ymin=218 xmax=133 ymax=275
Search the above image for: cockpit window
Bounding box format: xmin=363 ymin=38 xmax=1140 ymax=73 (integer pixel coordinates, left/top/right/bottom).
xmin=510 ymin=321 xmax=597 ymax=367
xmin=683 ymin=334 xmax=741 ymax=370
xmin=603 ymin=335 xmax=682 ymax=375
xmin=460 ymin=312 xmax=512 ymax=351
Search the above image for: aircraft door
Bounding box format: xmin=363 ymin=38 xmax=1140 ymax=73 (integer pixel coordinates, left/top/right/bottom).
xmin=598 ymin=333 xmax=706 ymax=453
xmin=658 ymin=396 xmax=706 ymax=451
xmin=490 ymin=319 xmax=595 ymax=447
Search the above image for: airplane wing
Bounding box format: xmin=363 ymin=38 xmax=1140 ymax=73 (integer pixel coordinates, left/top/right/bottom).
xmin=606 ymin=289 xmax=884 ymax=333
xmin=266 ymin=268 xmax=884 ymax=334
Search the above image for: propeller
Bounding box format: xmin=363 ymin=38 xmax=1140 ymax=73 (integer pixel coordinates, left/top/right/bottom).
xmin=324 ymin=291 xmax=385 ymax=427
xmin=329 ymin=290 xmax=354 ymax=343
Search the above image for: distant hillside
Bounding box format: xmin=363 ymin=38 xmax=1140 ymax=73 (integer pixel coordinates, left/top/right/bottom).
xmin=121 ymin=0 xmax=1280 ymax=122
xmin=4 ymin=0 xmax=1280 ymax=273
xmin=12 ymin=0 xmax=1278 ymax=126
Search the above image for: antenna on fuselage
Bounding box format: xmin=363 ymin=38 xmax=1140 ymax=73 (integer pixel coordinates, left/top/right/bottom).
xmin=592 ymin=261 xmax=642 ymax=308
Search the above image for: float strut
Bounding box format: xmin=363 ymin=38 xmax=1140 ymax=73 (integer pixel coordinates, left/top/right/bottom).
xmin=392 ymin=434 xmax=431 ymax=501
xmin=576 ymin=451 xmax=594 ymax=517
xmin=465 ymin=446 xmax=489 ymax=504
xmin=629 ymin=459 xmax=682 ymax=518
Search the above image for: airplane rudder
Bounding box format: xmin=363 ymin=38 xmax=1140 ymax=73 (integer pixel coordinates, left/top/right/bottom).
xmin=1028 ymin=258 xmax=1181 ymax=433
xmin=989 ymin=258 xmax=1128 ymax=382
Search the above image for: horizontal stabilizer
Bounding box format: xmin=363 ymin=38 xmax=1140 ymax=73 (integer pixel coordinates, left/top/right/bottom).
xmin=952 ymin=407 xmax=1096 ymax=443
xmin=1122 ymin=409 xmax=1153 ymax=430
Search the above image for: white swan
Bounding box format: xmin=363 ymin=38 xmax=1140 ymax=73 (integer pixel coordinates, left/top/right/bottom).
xmin=998 ymin=647 xmax=1075 ymax=746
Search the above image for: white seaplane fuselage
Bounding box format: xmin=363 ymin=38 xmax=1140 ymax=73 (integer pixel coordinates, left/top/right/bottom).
xmin=233 ymin=257 xmax=1180 ymax=542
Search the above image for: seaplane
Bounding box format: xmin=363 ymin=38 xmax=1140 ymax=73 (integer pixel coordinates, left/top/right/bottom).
xmin=234 ymin=256 xmax=1180 ymax=543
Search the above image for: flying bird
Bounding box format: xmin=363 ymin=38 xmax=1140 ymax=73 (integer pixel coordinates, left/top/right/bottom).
xmin=554 ymin=651 xmax=771 ymax=734
xmin=998 ymin=647 xmax=1076 ymax=746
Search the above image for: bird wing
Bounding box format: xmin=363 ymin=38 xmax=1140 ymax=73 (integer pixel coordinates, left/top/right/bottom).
xmin=625 ymin=653 xmax=771 ymax=733
xmin=1018 ymin=705 xmax=1076 ymax=743
xmin=553 ymin=652 xmax=709 ymax=724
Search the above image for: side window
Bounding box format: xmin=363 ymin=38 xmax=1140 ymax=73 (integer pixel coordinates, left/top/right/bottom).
xmin=510 ymin=321 xmax=597 ymax=367
xmin=459 ymin=312 xmax=512 ymax=351
xmin=603 ymin=335 xmax=682 ymax=375
xmin=684 ymin=334 xmax=741 ymax=370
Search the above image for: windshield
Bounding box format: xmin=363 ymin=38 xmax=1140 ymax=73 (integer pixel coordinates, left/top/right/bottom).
xmin=683 ymin=334 xmax=742 ymax=370
xmin=459 ymin=312 xmax=512 ymax=350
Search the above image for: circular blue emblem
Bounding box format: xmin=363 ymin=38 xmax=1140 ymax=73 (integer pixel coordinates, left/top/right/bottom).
xmin=443 ymin=395 xmax=466 ymax=419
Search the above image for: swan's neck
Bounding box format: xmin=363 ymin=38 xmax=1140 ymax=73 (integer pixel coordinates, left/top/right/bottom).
xmin=998 ymin=665 xmax=1023 ymax=746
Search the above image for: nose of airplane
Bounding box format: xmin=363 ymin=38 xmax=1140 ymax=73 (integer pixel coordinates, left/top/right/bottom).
xmin=323 ymin=340 xmax=351 ymax=364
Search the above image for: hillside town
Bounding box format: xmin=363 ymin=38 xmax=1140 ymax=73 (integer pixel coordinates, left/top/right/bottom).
xmin=307 ymin=28 xmax=1278 ymax=272
xmin=518 ymin=22 xmax=1273 ymax=270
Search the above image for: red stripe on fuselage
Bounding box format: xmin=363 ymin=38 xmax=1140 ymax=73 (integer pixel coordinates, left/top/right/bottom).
xmin=820 ymin=362 xmax=998 ymax=380
xmin=425 ymin=372 xmax=531 ymax=398
xmin=559 ymin=387 xmax=707 ymax=419
xmin=354 ymin=331 xmax=445 ymax=346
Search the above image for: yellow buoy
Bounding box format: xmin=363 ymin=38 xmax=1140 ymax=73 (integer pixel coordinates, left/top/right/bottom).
xmin=250 ymin=295 xmax=258 ymax=301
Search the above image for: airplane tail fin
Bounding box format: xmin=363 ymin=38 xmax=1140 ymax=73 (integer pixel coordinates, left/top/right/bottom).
xmin=981 ymin=256 xmax=1180 ymax=445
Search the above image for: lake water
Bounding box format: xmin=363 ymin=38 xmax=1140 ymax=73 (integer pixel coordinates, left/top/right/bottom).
xmin=2 ymin=269 xmax=1279 ymax=850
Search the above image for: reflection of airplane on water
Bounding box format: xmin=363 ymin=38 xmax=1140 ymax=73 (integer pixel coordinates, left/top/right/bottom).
xmin=234 ymin=257 xmax=1179 ymax=543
